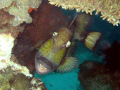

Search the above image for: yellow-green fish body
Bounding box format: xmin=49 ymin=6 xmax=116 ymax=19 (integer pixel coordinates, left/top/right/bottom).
xmin=35 ymin=27 xmax=78 ymax=74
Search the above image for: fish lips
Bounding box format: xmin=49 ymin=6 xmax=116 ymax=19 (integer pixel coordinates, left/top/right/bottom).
xmin=35 ymin=52 xmax=57 ymax=74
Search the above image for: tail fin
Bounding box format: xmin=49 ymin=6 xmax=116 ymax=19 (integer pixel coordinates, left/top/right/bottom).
xmin=81 ymin=31 xmax=103 ymax=51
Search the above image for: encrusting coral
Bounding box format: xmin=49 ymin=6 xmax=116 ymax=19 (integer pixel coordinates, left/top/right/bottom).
xmin=48 ymin=0 xmax=120 ymax=26
xmin=0 ymin=0 xmax=42 ymax=26
xmin=0 ymin=67 xmax=47 ymax=90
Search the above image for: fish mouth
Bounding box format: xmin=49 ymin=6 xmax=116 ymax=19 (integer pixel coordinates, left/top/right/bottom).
xmin=35 ymin=53 xmax=57 ymax=74
xmin=36 ymin=63 xmax=50 ymax=74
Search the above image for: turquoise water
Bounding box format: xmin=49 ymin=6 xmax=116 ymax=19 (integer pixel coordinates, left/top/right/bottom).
xmin=35 ymin=68 xmax=81 ymax=90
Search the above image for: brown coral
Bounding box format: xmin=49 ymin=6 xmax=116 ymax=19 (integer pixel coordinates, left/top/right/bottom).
xmin=48 ymin=0 xmax=120 ymax=26
xmin=0 ymin=10 xmax=25 ymax=38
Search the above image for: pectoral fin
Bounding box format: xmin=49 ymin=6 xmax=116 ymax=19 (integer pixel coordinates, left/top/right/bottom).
xmin=56 ymin=57 xmax=79 ymax=73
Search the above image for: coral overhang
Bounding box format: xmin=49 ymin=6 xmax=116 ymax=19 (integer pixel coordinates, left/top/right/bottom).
xmin=48 ymin=0 xmax=120 ymax=26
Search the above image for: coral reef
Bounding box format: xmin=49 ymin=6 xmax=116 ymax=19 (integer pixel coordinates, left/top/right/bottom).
xmin=0 ymin=34 xmax=14 ymax=62
xmin=0 ymin=33 xmax=32 ymax=76
xmin=78 ymin=61 xmax=120 ymax=90
xmin=0 ymin=9 xmax=31 ymax=76
xmin=12 ymin=0 xmax=70 ymax=73
xmin=0 ymin=10 xmax=14 ymax=28
xmin=0 ymin=1 xmax=48 ymax=89
xmin=30 ymin=77 xmax=47 ymax=90
xmin=0 ymin=33 xmax=47 ymax=89
xmin=0 ymin=0 xmax=42 ymax=26
xmin=0 ymin=67 xmax=46 ymax=90
xmin=0 ymin=6 xmax=34 ymax=78
xmin=48 ymin=0 xmax=120 ymax=26
xmin=0 ymin=10 xmax=21 ymax=38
